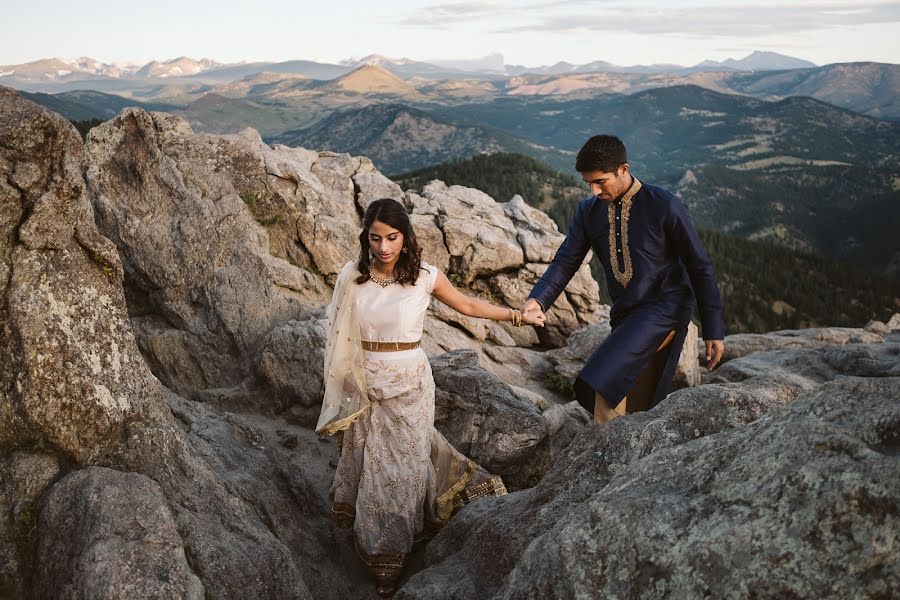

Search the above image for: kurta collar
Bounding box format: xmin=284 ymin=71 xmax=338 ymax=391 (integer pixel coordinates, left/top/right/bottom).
xmin=613 ymin=176 xmax=641 ymax=205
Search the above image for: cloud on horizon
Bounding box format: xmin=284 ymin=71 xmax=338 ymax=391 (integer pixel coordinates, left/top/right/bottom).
xmin=396 ymin=1 xmax=900 ymax=37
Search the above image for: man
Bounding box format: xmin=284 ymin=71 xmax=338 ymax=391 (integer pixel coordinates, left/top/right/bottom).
xmin=522 ymin=135 xmax=725 ymax=423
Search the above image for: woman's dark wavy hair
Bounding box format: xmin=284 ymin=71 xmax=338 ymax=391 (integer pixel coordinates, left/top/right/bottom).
xmin=356 ymin=198 xmax=423 ymax=285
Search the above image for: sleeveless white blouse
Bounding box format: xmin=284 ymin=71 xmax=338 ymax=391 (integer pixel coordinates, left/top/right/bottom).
xmin=355 ymin=263 xmax=439 ymax=344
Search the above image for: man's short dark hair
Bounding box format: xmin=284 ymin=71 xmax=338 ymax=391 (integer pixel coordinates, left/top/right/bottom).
xmin=575 ymin=135 xmax=627 ymax=173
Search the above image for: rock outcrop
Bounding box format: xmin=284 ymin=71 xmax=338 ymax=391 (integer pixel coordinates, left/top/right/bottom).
xmin=0 ymin=88 xmax=600 ymax=599
xmin=707 ymin=326 xmax=887 ymax=366
xmin=82 ymin=107 xmax=600 ymax=409
xmin=0 ymin=87 xmax=354 ymax=599
xmin=397 ymin=336 xmax=900 ymax=599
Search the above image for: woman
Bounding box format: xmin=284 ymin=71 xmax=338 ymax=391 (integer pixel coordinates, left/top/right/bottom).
xmin=316 ymin=198 xmax=544 ymax=596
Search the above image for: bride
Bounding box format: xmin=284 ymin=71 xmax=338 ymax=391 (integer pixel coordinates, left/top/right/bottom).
xmin=316 ymin=197 xmax=544 ymax=596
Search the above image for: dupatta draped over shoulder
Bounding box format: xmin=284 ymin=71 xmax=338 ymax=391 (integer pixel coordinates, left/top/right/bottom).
xmin=316 ymin=260 xmax=368 ymax=436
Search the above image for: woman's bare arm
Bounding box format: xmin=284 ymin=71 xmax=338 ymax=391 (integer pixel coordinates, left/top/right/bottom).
xmin=432 ymin=270 xmax=544 ymax=326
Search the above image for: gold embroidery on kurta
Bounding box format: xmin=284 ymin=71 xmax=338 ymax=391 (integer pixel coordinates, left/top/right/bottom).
xmin=608 ymin=178 xmax=642 ymax=287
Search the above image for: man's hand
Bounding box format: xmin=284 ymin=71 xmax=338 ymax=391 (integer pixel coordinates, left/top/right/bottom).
xmin=522 ymin=309 xmax=545 ymax=327
xmin=705 ymin=339 xmax=725 ymax=371
xmin=520 ymin=298 xmax=545 ymax=327
xmin=520 ymin=298 xmax=542 ymax=315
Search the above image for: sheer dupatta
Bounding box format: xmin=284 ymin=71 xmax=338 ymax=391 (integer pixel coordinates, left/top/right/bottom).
xmin=316 ymin=260 xmax=369 ymax=436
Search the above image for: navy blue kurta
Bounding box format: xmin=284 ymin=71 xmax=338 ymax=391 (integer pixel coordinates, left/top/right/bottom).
xmin=529 ymin=177 xmax=725 ymax=413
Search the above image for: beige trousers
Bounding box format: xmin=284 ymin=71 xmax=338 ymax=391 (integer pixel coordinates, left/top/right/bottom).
xmin=594 ymin=329 xmax=676 ymax=423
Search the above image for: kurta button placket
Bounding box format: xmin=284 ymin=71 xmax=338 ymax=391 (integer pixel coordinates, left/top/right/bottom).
xmin=608 ymin=179 xmax=641 ymax=287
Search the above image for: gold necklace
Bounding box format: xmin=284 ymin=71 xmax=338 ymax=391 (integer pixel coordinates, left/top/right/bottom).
xmin=369 ymin=270 xmax=396 ymax=288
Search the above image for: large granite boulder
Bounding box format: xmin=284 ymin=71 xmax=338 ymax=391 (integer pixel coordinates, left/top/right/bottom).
xmin=431 ymin=351 xmax=555 ymax=490
xmin=35 ymin=467 xmax=204 ymax=600
xmin=396 ymin=339 xmax=900 ymax=598
xmin=0 ymin=87 xmax=354 ymax=599
xmin=410 ymin=183 xmax=525 ymax=283
xmin=85 ymin=112 xmax=332 ymax=397
xmin=0 ymin=86 xmax=169 ymax=465
xmin=495 ymin=376 xmax=899 ymax=599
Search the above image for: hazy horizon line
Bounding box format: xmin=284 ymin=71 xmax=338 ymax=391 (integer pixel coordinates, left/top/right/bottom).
xmin=2 ymin=49 xmax=854 ymax=71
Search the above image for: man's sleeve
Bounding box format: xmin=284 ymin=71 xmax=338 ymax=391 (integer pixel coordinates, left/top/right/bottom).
xmin=528 ymin=201 xmax=592 ymax=311
xmin=666 ymin=198 xmax=725 ymax=340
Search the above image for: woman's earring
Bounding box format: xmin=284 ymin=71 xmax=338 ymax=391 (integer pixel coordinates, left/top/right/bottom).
xmin=401 ymin=247 xmax=407 ymax=254
xmin=368 ymin=250 xmax=374 ymax=261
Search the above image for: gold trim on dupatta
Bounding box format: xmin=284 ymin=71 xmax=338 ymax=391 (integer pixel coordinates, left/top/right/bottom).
xmin=435 ymin=457 xmax=477 ymax=522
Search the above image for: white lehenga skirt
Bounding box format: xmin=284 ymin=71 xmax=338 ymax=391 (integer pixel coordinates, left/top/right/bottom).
xmin=330 ymin=349 xmax=505 ymax=583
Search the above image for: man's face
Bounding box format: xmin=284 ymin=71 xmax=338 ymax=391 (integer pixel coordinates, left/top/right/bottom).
xmin=581 ymin=164 xmax=631 ymax=203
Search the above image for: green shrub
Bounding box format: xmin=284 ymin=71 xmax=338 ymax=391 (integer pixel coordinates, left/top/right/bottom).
xmin=544 ymin=372 xmax=575 ymax=399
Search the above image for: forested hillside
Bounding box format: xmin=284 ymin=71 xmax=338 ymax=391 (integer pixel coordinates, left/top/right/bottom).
xmin=395 ymin=153 xmax=900 ymax=333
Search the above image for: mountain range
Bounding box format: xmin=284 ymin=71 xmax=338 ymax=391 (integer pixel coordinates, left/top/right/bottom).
xmin=0 ymin=56 xmax=223 ymax=82
xmin=1 ymin=51 xmax=816 ymax=86
xmin=7 ymin=52 xmax=897 ymax=277
xmin=692 ymin=51 xmax=816 ymax=72
xmin=8 ymin=57 xmax=896 ymax=122
xmin=272 ymin=103 xmax=567 ymax=174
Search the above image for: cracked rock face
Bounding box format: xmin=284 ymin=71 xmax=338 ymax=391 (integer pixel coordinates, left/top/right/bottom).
xmin=0 ymin=87 xmax=164 ymax=465
xmin=35 ymin=467 xmax=204 ymax=600
xmin=0 ymin=88 xmax=358 ymax=600
xmin=395 ymin=339 xmax=900 ymax=599
xmin=83 ymin=108 xmax=601 ymax=403
xmin=85 ymin=112 xmax=333 ymax=396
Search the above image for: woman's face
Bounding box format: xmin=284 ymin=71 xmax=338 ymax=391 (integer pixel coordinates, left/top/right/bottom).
xmin=368 ymin=219 xmax=405 ymax=268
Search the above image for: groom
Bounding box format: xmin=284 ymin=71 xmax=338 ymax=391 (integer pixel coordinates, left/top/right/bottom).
xmin=522 ymin=135 xmax=725 ymax=423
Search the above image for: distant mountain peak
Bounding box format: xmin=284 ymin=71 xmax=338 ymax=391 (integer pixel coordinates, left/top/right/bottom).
xmin=695 ymin=51 xmax=816 ymax=71
xmin=344 ymin=54 xmax=433 ymax=70
xmin=135 ymin=56 xmax=221 ymax=78
xmin=326 ymin=64 xmax=414 ymax=94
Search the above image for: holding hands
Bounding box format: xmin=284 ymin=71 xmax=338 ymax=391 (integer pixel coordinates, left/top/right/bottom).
xmin=520 ymin=298 xmax=546 ymax=328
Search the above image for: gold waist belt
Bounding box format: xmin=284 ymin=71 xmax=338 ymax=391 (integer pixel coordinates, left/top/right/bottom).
xmin=361 ymin=340 xmax=421 ymax=352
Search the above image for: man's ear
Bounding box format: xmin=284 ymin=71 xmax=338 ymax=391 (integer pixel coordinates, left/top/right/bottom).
xmin=619 ymin=163 xmax=630 ymax=176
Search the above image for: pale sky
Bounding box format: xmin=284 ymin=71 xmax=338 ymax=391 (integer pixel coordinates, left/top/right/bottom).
xmin=2 ymin=0 xmax=899 ymax=68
